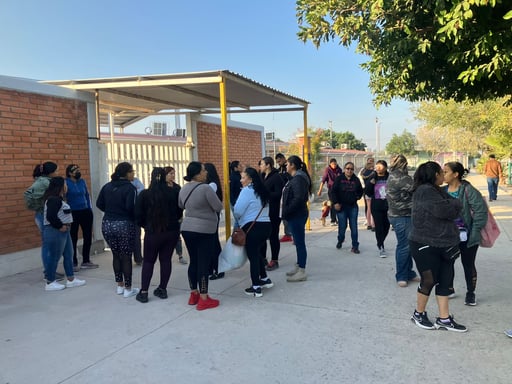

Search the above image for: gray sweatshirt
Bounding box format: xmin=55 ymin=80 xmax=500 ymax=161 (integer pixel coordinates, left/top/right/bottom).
xmin=178 ymin=181 xmax=223 ymax=234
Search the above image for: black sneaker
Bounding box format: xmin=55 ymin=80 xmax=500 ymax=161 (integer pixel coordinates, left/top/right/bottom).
xmin=435 ymin=316 xmax=467 ymax=332
xmin=153 ymin=287 xmax=168 ymax=299
xmin=245 ymin=286 xmax=263 ymax=297
xmin=411 ymin=311 xmax=435 ymax=330
xmin=136 ymin=291 xmax=148 ymax=303
xmin=209 ymin=272 xmax=225 ymax=280
xmin=266 ymin=260 xmax=279 ymax=271
xmin=336 ymin=241 xmax=342 ymax=249
xmin=465 ymin=292 xmax=476 ymax=306
xmin=259 ymin=279 xmax=274 ymax=289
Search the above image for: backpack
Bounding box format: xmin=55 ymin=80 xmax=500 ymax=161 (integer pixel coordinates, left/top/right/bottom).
xmin=24 ymin=186 xmax=42 ymax=211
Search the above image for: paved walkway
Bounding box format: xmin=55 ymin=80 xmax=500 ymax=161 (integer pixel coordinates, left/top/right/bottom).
xmin=1 ymin=171 xmax=511 ymax=384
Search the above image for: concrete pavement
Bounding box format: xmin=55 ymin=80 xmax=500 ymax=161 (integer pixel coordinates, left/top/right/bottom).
xmin=1 ymin=171 xmax=511 ymax=384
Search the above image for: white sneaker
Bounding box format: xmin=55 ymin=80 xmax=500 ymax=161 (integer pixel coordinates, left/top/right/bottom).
xmin=66 ymin=278 xmax=86 ymax=288
xmin=123 ymin=288 xmax=140 ymax=298
xmin=45 ymin=281 xmax=66 ymax=291
xmin=379 ymin=247 xmax=387 ymax=258
xmin=116 ymin=286 xmax=124 ymax=295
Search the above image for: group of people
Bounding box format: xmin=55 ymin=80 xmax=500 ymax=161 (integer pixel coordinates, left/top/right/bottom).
xmin=318 ymin=155 xmax=492 ymax=333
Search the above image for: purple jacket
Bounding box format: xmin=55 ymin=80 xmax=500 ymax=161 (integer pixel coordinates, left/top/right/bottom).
xmin=321 ymin=165 xmax=342 ymax=190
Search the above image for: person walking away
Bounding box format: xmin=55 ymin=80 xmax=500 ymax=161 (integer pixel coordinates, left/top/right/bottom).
xmin=24 ymin=162 xmax=60 ymax=281
xmin=275 ymin=153 xmax=293 ymax=242
xmin=282 ymin=155 xmax=312 ymax=282
xmin=443 ymin=162 xmax=488 ymax=306
xmin=331 ymin=162 xmax=364 ymax=253
xmin=366 ymin=160 xmax=390 ymax=257
xmin=317 ymin=158 xmax=342 ymax=226
xmin=42 ymin=177 xmax=86 ymax=291
xmin=386 ymin=155 xmax=419 ymax=287
xmin=96 ymin=162 xmax=139 ymax=298
xmin=409 ymin=161 xmax=467 ymax=332
xmin=484 ymin=154 xmax=503 ymax=201
xmin=165 ymin=166 xmax=187 ymax=265
xmin=358 ymin=158 xmax=375 ymax=230
xmin=179 ymin=162 xmax=223 ymax=311
xmin=65 ymin=164 xmax=98 ymax=271
xmin=204 ymin=162 xmax=224 ymax=280
xmin=234 ymin=167 xmax=273 ymax=297
xmin=134 ymin=167 xmax=182 ymax=303
xmin=259 ymin=157 xmax=284 ymax=271
xmin=131 ymin=177 xmax=145 ymax=265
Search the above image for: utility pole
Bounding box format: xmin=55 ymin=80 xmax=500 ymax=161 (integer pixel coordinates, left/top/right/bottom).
xmin=375 ymin=117 xmax=380 ymax=155
xmin=328 ymin=120 xmax=333 ymax=148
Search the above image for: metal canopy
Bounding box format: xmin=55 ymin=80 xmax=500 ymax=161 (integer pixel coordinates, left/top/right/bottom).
xmin=43 ymin=70 xmax=309 ymax=128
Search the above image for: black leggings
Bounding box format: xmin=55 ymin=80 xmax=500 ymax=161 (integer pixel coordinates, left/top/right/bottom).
xmin=261 ymin=217 xmax=281 ymax=262
xmin=410 ymin=240 xmax=454 ymax=297
xmin=182 ymin=231 xmax=216 ymax=294
xmin=245 ymin=221 xmax=271 ymax=286
xmin=371 ymin=206 xmax=390 ymax=248
xmin=450 ymin=241 xmax=478 ymax=293
xmin=70 ymin=209 xmax=93 ymax=264
xmin=140 ymin=230 xmax=179 ymax=291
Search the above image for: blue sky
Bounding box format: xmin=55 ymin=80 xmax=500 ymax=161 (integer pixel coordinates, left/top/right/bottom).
xmin=0 ymin=0 xmax=418 ymax=149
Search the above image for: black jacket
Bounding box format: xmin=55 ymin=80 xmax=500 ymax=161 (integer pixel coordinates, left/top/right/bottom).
xmin=96 ymin=179 xmax=137 ymax=221
xmin=331 ymin=174 xmax=363 ymax=206
xmin=262 ymin=168 xmax=284 ymax=220
xmin=281 ymin=170 xmax=310 ymax=220
xmin=135 ymin=186 xmax=183 ymax=233
xmin=229 ymin=171 xmax=242 ymax=204
xmin=364 ymin=171 xmax=389 ymax=211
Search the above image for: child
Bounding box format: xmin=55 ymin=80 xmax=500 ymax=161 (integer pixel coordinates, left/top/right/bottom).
xmin=321 ymin=200 xmax=330 ymax=226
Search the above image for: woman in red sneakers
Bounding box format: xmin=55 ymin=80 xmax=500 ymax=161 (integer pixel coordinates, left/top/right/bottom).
xmin=178 ymin=162 xmax=223 ymax=310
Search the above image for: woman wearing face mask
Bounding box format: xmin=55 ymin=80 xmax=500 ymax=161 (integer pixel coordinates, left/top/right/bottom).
xmin=65 ymin=164 xmax=98 ymax=271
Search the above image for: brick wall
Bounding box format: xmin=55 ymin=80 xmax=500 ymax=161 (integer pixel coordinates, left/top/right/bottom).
xmin=196 ymin=121 xmax=263 ymax=184
xmin=0 ymin=89 xmax=90 ymax=255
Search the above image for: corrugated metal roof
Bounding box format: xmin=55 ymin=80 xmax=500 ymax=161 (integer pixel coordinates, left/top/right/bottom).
xmin=42 ymin=70 xmax=309 ymax=128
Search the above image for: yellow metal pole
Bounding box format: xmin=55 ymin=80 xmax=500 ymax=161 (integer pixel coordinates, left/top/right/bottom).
xmin=219 ymin=79 xmax=231 ymax=239
xmin=303 ymin=106 xmax=311 ymax=231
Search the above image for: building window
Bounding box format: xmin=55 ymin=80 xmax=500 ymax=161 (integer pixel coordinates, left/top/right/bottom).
xmin=153 ymin=122 xmax=167 ymax=136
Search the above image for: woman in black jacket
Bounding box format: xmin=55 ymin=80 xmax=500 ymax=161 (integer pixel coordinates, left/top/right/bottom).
xmin=259 ymin=156 xmax=284 ymax=271
xmin=409 ymin=161 xmax=466 ymax=332
xmin=281 ymin=155 xmax=311 ymax=282
xmin=96 ymin=162 xmax=138 ymax=298
xmin=134 ymin=167 xmax=182 ymax=303
xmin=331 ymin=162 xmax=364 ymax=253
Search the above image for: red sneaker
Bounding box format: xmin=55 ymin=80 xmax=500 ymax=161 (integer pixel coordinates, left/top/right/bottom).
xmin=280 ymin=235 xmax=293 ymax=243
xmin=196 ymin=295 xmax=220 ymax=311
xmin=188 ymin=291 xmax=200 ymax=305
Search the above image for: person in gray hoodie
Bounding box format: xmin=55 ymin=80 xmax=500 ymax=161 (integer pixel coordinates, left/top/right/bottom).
xmin=179 ymin=162 xmax=223 ymax=311
xmin=386 ymin=155 xmax=419 ymax=287
xmin=281 ymin=155 xmax=312 ymax=282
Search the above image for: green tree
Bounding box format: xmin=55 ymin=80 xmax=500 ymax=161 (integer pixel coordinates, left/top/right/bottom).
xmin=331 ymin=131 xmax=366 ymax=150
xmin=297 ymin=1 xmax=512 ymax=105
xmin=385 ymin=130 xmax=417 ymax=156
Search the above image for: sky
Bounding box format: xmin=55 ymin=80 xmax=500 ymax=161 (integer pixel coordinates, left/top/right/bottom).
xmin=0 ymin=0 xmax=419 ymax=150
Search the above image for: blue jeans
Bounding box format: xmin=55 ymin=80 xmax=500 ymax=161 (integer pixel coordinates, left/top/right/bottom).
xmin=287 ymin=213 xmax=308 ymax=268
xmin=42 ymin=226 xmax=74 ymax=282
xmin=336 ymin=205 xmax=359 ymax=249
xmin=389 ymin=216 xmax=417 ymax=282
xmin=487 ymin=177 xmax=499 ymax=200
xmin=35 ymin=212 xmax=49 ymax=278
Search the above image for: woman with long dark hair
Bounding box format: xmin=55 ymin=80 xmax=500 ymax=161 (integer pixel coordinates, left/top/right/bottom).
xmin=229 ymin=160 xmax=243 ymax=228
xmin=65 ymin=164 xmax=98 ymax=271
xmin=204 ymin=162 xmax=225 ymax=280
xmin=443 ymin=161 xmax=488 ymax=306
xmin=42 ymin=177 xmax=86 ymax=291
xmin=259 ymin=156 xmax=284 ymax=270
xmin=234 ymin=167 xmax=272 ymax=297
xmin=410 ymin=161 xmax=467 ymax=332
xmin=282 ymin=155 xmax=312 ymax=282
xmin=96 ymin=162 xmax=139 ymax=298
xmin=134 ymin=167 xmax=182 ymax=303
xmin=179 ymin=161 xmax=223 ymax=311
xmin=165 ymin=166 xmax=187 ymax=265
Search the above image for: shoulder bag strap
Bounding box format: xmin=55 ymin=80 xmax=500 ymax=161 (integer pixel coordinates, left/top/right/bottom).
xmin=245 ymin=204 xmax=265 ymax=235
xmin=183 ymin=183 xmax=203 ymax=208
